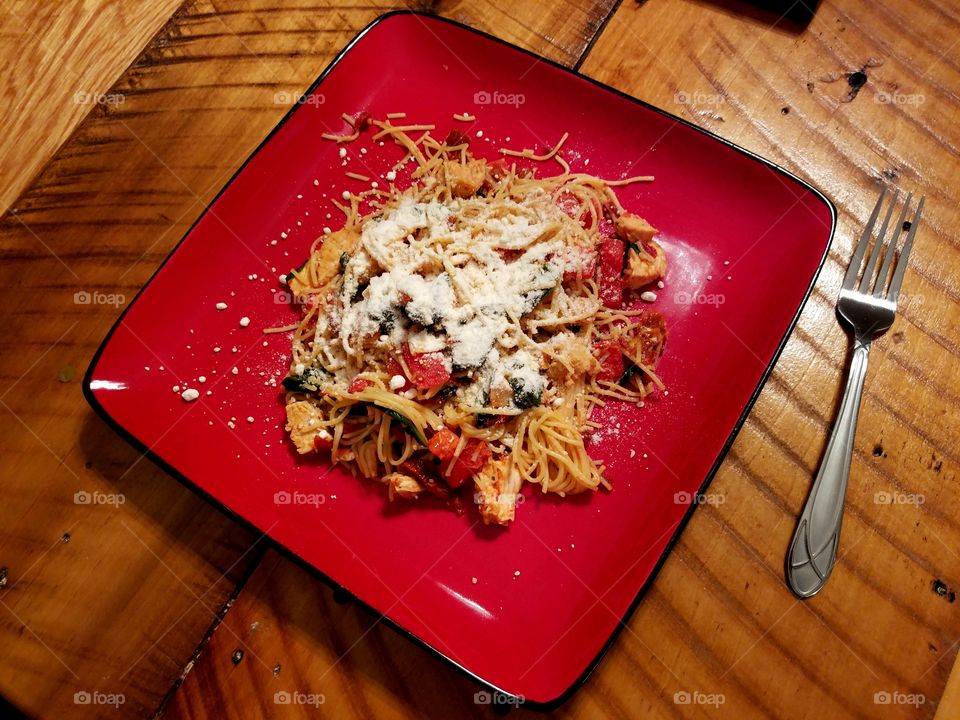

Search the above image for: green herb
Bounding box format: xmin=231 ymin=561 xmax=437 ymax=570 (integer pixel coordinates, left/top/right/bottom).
xmin=509 ymin=378 xmax=542 ymax=409
xmin=281 ymin=366 xmax=328 ymax=393
xmin=384 ymin=408 xmax=426 ymax=445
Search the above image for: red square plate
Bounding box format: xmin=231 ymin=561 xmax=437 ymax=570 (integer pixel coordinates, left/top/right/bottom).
xmin=85 ymin=11 xmax=835 ymax=707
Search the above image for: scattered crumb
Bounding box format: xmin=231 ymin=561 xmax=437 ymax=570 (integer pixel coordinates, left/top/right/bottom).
xmin=216 ymin=302 xmax=227 ymax=310
xmin=181 ymin=388 xmax=199 ymax=402
xmin=471 ymin=577 xmax=477 ymax=584
xmin=198 ymin=376 xmax=207 ymax=383
xmin=640 ymin=291 xmax=657 ymax=302
xmin=239 ymin=317 xmax=250 ymax=328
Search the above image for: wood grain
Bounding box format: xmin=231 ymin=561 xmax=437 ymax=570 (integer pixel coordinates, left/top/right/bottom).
xmin=0 ymin=1 xmax=619 ymax=718
xmin=3 ymin=0 xmax=960 ymax=718
xmin=164 ymin=1 xmax=960 ymax=720
xmin=0 ymin=0 xmax=184 ymax=213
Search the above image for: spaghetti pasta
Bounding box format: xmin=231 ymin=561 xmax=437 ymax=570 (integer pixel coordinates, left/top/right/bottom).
xmin=281 ymin=113 xmax=668 ymax=525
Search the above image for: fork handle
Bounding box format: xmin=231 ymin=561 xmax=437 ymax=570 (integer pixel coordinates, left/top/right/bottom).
xmin=787 ymin=341 xmax=870 ymax=598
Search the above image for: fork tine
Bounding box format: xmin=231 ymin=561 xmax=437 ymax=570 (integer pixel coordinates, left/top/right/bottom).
xmin=858 ymin=189 xmax=900 ymax=293
xmin=873 ymin=192 xmax=912 ymax=297
xmin=843 ymin=188 xmax=886 ymax=290
xmin=886 ymin=196 xmax=924 ymax=302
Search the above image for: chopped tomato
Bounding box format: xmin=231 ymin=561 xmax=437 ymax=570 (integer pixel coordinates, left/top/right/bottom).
xmin=348 ymin=377 xmax=373 ymax=393
xmin=593 ymin=340 xmax=625 ymax=382
xmin=443 ymin=439 xmax=491 ymax=488
xmin=489 ymin=158 xmax=509 ymax=180
xmin=427 ymin=427 xmax=460 ymax=461
xmin=554 ymin=191 xmax=581 ymax=219
xmin=444 ymin=129 xmax=470 ymax=147
xmin=618 ymin=311 xmax=667 ymax=367
xmin=401 ymin=344 xmax=451 ymax=390
xmin=597 ymin=236 xmax=625 ymax=308
xmin=561 ymin=245 xmax=598 ymax=282
xmin=313 ymin=432 xmax=333 ymax=452
xmin=597 ymin=218 xmax=616 ymax=238
xmin=386 ymin=357 xmax=411 ymax=391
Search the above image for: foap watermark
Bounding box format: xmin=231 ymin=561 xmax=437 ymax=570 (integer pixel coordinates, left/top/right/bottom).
xmin=674 ymin=290 xmax=725 ymax=307
xmin=274 ymin=290 xmax=310 ymax=306
xmin=674 ymin=90 xmax=725 ymax=106
xmin=874 ymin=490 xmax=925 ymax=506
xmin=273 ymin=91 xmax=326 ymax=107
xmin=473 ymin=492 xmax=525 ymax=508
xmin=73 ymin=691 xmax=125 ymax=708
xmin=273 ymin=690 xmax=326 ymax=706
xmin=674 ymin=690 xmax=725 ymax=708
xmin=474 ymin=690 xmax=525 ymax=708
xmin=73 ymin=90 xmax=125 ymax=106
xmin=74 ymin=290 xmax=125 ymax=308
xmin=875 ymin=90 xmax=925 ymax=106
xmin=674 ymin=490 xmax=725 ymax=507
xmin=874 ymin=690 xmax=925 ymax=707
xmin=473 ymin=90 xmax=525 ymax=108
xmin=74 ymin=490 xmax=125 ymax=508
xmin=274 ymin=490 xmax=326 ymax=507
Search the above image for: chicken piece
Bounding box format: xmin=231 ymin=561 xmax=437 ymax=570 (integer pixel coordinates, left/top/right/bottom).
xmin=616 ymin=214 xmax=667 ymax=289
xmin=288 ymin=226 xmax=360 ymax=297
xmin=384 ymin=473 xmax=423 ymax=501
xmin=473 ymin=456 xmax=523 ymax=525
xmin=618 ymin=311 xmax=667 ymax=368
xmin=444 ymin=159 xmax=486 ymax=198
xmin=543 ymin=332 xmax=600 ymax=385
xmin=285 ymin=400 xmax=325 ymax=454
xmin=616 ymin=213 xmax=657 ymax=245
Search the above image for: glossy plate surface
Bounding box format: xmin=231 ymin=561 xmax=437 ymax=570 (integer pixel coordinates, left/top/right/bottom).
xmin=85 ymin=12 xmax=835 ymax=706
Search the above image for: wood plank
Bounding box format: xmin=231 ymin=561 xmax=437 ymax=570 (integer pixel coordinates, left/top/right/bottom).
xmin=572 ymin=0 xmax=960 ymax=717
xmin=164 ymin=1 xmax=960 ymax=719
xmin=0 ymin=0 xmax=619 ymax=718
xmin=0 ymin=0 xmax=185 ymax=213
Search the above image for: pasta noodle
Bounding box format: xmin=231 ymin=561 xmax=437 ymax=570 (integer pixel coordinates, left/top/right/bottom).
xmin=281 ymin=112 xmax=668 ymax=525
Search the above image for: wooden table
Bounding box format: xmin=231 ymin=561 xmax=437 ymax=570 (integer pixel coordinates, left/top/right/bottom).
xmin=1 ymin=1 xmax=958 ymax=718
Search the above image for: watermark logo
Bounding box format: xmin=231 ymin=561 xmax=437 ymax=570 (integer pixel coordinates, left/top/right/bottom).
xmin=274 ymin=490 xmax=325 ymax=507
xmin=674 ymin=90 xmax=725 ymax=106
xmin=473 ymin=492 xmax=525 ymax=507
xmin=473 ymin=90 xmax=525 ymax=108
xmin=874 ymin=690 xmax=925 ymax=707
xmin=74 ymin=290 xmax=125 ymax=308
xmin=674 ymin=290 xmax=725 ymax=307
xmin=73 ymin=691 xmax=125 ymax=708
xmin=674 ymin=490 xmax=725 ymax=507
xmin=875 ymin=91 xmax=924 ymax=106
xmin=73 ymin=90 xmax=125 ymax=106
xmin=474 ymin=690 xmax=525 ymax=707
xmin=673 ymin=690 xmax=725 ymax=707
xmin=273 ymin=91 xmax=326 ymax=107
xmin=273 ymin=690 xmax=325 ymax=706
xmin=874 ymin=491 xmax=925 ymax=506
xmin=74 ymin=490 xmax=125 ymax=508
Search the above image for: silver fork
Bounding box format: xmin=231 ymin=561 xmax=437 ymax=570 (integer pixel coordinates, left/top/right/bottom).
xmin=787 ymin=188 xmax=925 ymax=599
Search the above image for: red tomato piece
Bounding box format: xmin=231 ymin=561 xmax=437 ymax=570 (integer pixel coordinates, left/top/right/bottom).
xmin=597 ymin=236 xmax=625 ymax=308
xmin=593 ymin=340 xmax=625 ymax=382
xmin=386 ymin=357 xmax=411 ymax=391
xmin=348 ymin=377 xmax=372 ymax=393
xmin=560 ymin=245 xmax=599 ymax=282
xmin=313 ymin=432 xmax=333 ymax=452
xmin=401 ymin=344 xmax=451 ymax=391
xmin=427 ymin=427 xmax=460 ymax=461
xmin=443 ymin=440 xmax=491 ymax=488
